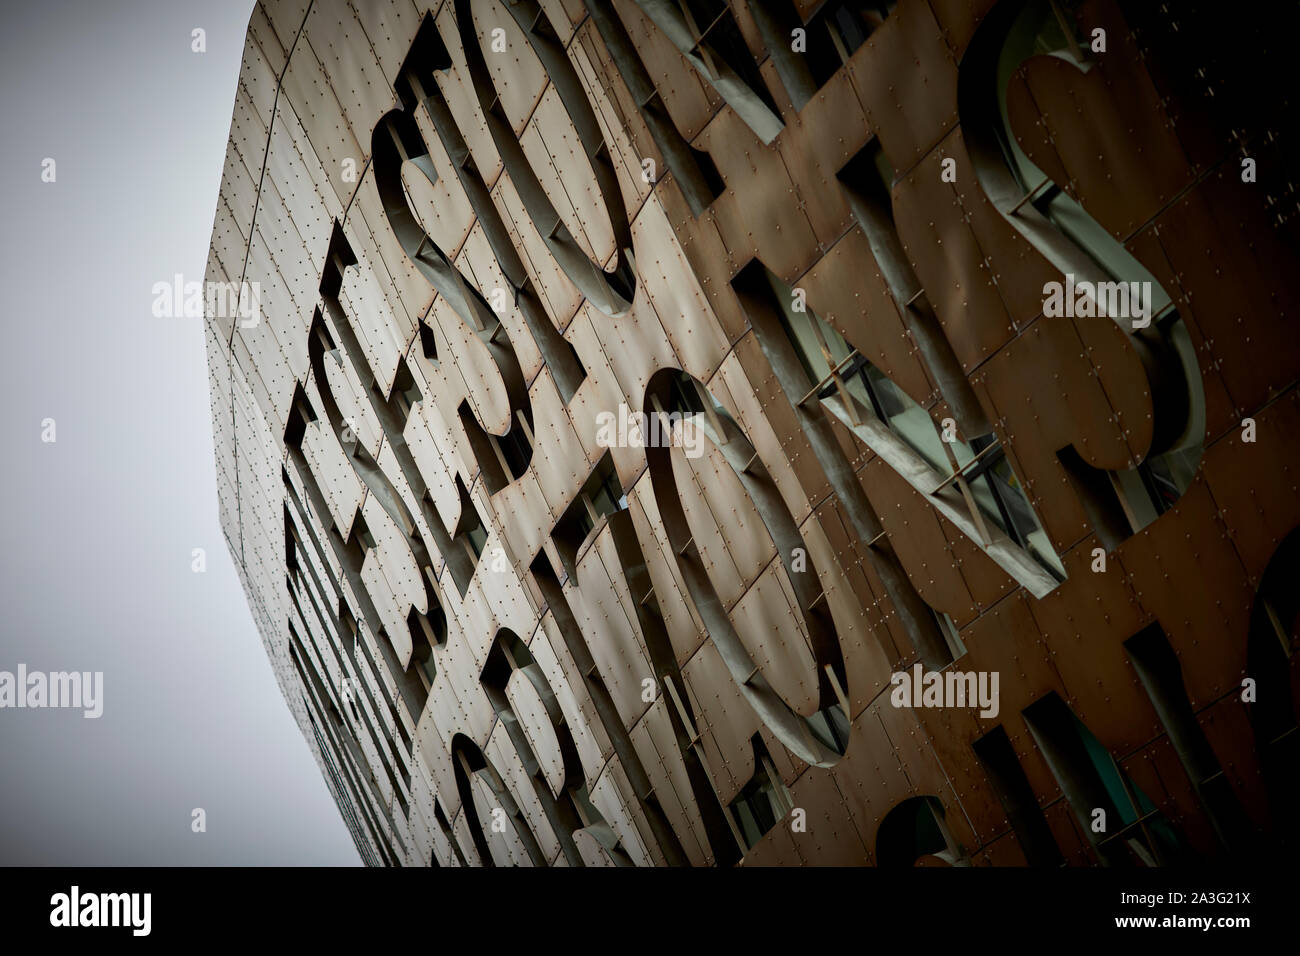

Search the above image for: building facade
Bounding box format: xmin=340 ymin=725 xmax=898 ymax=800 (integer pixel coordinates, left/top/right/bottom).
xmin=205 ymin=0 xmax=1300 ymax=866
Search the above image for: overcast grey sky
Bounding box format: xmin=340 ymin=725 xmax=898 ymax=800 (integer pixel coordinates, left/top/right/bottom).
xmin=0 ymin=0 xmax=360 ymax=865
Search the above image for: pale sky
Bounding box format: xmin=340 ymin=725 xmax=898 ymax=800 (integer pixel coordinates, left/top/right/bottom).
xmin=0 ymin=0 xmax=360 ymax=865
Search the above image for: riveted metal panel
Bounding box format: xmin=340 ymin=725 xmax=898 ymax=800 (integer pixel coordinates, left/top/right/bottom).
xmin=208 ymin=0 xmax=1300 ymax=868
xmin=846 ymin=0 xmax=957 ymax=175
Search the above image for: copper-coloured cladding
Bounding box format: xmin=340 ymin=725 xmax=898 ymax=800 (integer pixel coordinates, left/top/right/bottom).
xmin=652 ymin=186 xmax=751 ymax=342
xmin=797 ymin=226 xmax=937 ymax=406
xmin=630 ymin=700 xmax=715 ymax=865
xmin=1008 ymin=52 xmax=1192 ymax=243
xmin=586 ymin=768 xmax=651 ymax=864
xmin=346 ymin=176 xmax=435 ymax=344
xmin=522 ymin=373 xmax=591 ymax=516
xmin=485 ymin=725 xmax=564 ymax=857
xmin=610 ymin=0 xmax=721 ymax=142
xmin=569 ymin=533 xmax=657 ymax=726
xmin=672 ymin=445 xmax=768 ymax=609
xmin=858 ymin=456 xmax=978 ymax=623
xmin=470 ymin=742 xmax=535 ymax=861
xmin=405 ymin=107 xmax=480 ymax=259
xmin=943 ymin=131 xmax=1064 ymax=334
xmin=922 ymin=456 xmax=1020 ymax=614
xmin=1156 ymin=168 xmax=1300 ymax=415
xmin=574 ymin=31 xmax=667 ymax=214
xmin=520 ymin=88 xmax=619 ymax=269
xmin=525 ymin=617 xmax=607 ymax=775
xmin=339 ymin=259 xmax=415 ymax=396
xmin=894 ymin=140 xmax=1021 ymax=371
xmin=735 ymin=562 xmax=823 ymax=713
xmin=493 ymin=172 xmax=587 ymax=329
xmin=907 ymin=701 xmax=1009 ymax=844
xmin=924 ymin=0 xmax=999 ymax=59
xmin=231 ymin=323 xmax=287 ymax=443
xmin=470 ymin=0 xmax=549 ymax=136
xmin=484 ymin=467 xmax=553 ymax=567
xmin=972 ymin=316 xmax=1143 ymax=547
xmin=262 ymin=144 xmax=334 ymax=308
xmin=810 ymin=497 xmax=903 ymax=683
xmin=580 ymin=760 xmax=664 ymax=869
xmin=1197 ymin=700 xmax=1270 ymax=822
xmin=1125 ymin=736 xmax=1219 ymax=854
xmin=271 ymin=85 xmax=347 ymax=231
xmin=793 ymin=764 xmax=883 ymax=865
xmin=698 ymin=108 xmax=825 ymax=283
xmin=534 ymin=611 xmax=616 ymax=767
xmin=771 ymin=67 xmax=870 ymax=250
xmin=239 ymin=29 xmax=281 ymax=121
xmin=727 ymin=333 xmax=833 ymax=515
xmin=1024 ymin=542 xmax=1156 ymax=748
xmin=434 ymin=4 xmax=505 ymax=185
xmin=458 ymin=225 xmax=546 ymax=382
xmin=798 ymin=507 xmax=894 ymax=706
xmin=1118 ymin=480 xmax=1256 ymax=707
xmin=635 ymin=208 xmax=733 ymax=371
xmin=825 ymin=703 xmax=930 ymax=860
xmin=1071 ymin=314 xmax=1156 ymax=464
xmin=680 ymin=636 xmax=763 ymax=804
xmin=625 ymin=479 xmax=710 ymax=662
xmin=1121 ymin=225 xmax=1238 ymax=444
xmin=1202 ymin=393 xmax=1300 ymax=581
xmin=846 ymin=0 xmax=958 ymax=175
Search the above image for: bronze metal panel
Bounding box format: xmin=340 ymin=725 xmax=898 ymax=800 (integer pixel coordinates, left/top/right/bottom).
xmin=630 ymin=699 xmax=714 ymax=865
xmin=610 ymin=0 xmax=721 ymax=142
xmin=626 ymin=480 xmax=709 ymax=665
xmin=470 ymin=0 xmax=549 ymax=136
xmin=1155 ymin=168 xmax=1300 ymax=418
xmin=924 ymin=0 xmax=998 ymax=59
xmin=1010 ymin=48 xmax=1192 ymax=242
xmin=433 ymin=4 xmax=504 ymax=185
xmin=772 ymin=69 xmax=868 ymax=252
xmin=681 ymin=635 xmax=760 ymax=806
xmin=861 ymin=457 xmax=979 ymax=623
xmin=1204 ymin=393 xmax=1300 ymax=582
xmin=801 ymin=227 xmax=936 ymax=406
xmin=846 ymin=0 xmax=957 ymax=175
xmin=1118 ymin=480 xmax=1254 ymax=707
xmin=699 ymin=108 xmax=823 ymax=283
xmin=570 ymin=533 xmax=655 ymax=726
xmin=973 ymin=317 xmax=1136 ymax=552
xmin=785 ymin=771 xmax=871 ymax=865
xmin=894 ymin=137 xmax=1019 ymax=373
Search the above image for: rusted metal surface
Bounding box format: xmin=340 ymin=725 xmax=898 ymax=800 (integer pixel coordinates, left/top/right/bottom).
xmin=207 ymin=0 xmax=1300 ymax=865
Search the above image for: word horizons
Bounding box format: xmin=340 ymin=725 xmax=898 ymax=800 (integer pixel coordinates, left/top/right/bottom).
xmin=595 ymin=403 xmax=705 ymax=458
xmin=50 ymin=886 xmax=150 ymax=937
xmin=150 ymin=274 xmax=260 ymax=326
xmin=1042 ymin=273 xmax=1152 ymax=329
xmin=0 ymin=665 xmax=103 ymax=718
xmin=889 ymin=664 xmax=1000 ymax=718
